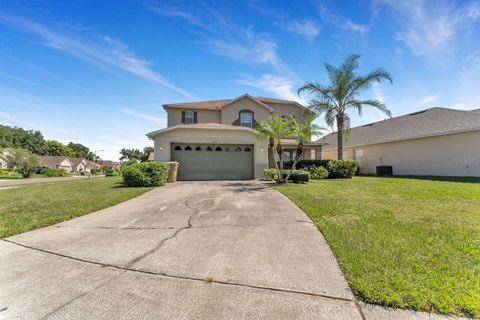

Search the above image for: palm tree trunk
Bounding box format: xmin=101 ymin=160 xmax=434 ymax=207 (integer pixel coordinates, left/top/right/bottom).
xmin=337 ymin=122 xmax=343 ymax=160
xmin=277 ymin=142 xmax=285 ymax=183
xmin=285 ymin=141 xmax=303 ymax=181
xmin=268 ymin=137 xmax=281 ymax=182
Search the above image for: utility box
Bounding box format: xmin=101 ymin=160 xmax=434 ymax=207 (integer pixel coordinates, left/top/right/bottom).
xmin=167 ymin=161 xmax=179 ymax=183
xmin=376 ymin=165 xmax=393 ymax=176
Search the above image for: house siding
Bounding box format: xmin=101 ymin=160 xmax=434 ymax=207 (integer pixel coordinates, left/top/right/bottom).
xmin=220 ymin=97 xmax=271 ymax=126
xmin=165 ymin=107 xmax=221 ymax=127
xmin=323 ymin=130 xmax=480 ymax=177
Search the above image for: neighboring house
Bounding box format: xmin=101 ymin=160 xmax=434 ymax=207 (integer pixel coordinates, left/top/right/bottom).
xmin=39 ymin=156 xmax=74 ymax=172
xmin=320 ymin=107 xmax=480 ymax=177
xmin=68 ymin=157 xmax=87 ymax=172
xmin=147 ymin=152 xmax=154 ymax=161
xmin=0 ymin=148 xmax=11 ymax=169
xmin=147 ymin=94 xmax=325 ymax=180
xmin=85 ymin=160 xmax=102 ymax=172
xmin=102 ymin=160 xmax=121 ymax=169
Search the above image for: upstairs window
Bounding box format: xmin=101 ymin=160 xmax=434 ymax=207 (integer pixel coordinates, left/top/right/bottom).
xmin=185 ymin=111 xmax=194 ymax=124
xmin=240 ymin=111 xmax=253 ymax=128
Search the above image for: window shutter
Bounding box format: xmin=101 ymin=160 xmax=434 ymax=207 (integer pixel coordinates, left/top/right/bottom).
xmin=194 ymin=111 xmax=198 ymax=123
xmin=181 ymin=111 xmax=185 ymax=124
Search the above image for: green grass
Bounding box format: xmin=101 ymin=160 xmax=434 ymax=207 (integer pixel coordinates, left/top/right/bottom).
xmin=276 ymin=176 xmax=480 ymax=318
xmin=0 ymin=177 xmax=153 ymax=238
xmin=0 ymin=173 xmax=65 ymax=179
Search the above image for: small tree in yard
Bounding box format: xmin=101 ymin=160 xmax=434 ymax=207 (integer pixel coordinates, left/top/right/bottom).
xmin=298 ymin=54 xmax=393 ymax=160
xmin=4 ymin=148 xmax=41 ymax=178
xmin=256 ymin=115 xmax=296 ymax=183
xmin=285 ymin=115 xmax=326 ymax=181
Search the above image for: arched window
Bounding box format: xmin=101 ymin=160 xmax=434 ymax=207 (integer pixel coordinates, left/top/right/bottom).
xmin=185 ymin=146 xmax=192 ymax=151
xmin=225 ymin=146 xmax=231 ymax=152
xmin=244 ymin=147 xmax=252 ymax=152
xmin=206 ymin=146 xmax=213 ymax=151
xmin=234 ymin=146 xmax=242 ymax=152
xmin=215 ymin=146 xmax=223 ymax=151
xmin=195 ymin=146 xmax=202 ymax=151
xmin=240 ymin=110 xmax=253 ymax=128
xmin=174 ymin=145 xmax=182 ymax=151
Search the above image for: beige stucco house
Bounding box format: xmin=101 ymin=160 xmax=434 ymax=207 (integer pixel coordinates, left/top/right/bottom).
xmin=39 ymin=156 xmax=74 ymax=172
xmin=321 ymin=107 xmax=480 ymax=177
xmin=147 ymin=94 xmax=325 ymax=180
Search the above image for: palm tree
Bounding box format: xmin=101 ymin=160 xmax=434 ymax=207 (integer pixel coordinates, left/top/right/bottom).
xmin=298 ymin=54 xmax=393 ymax=160
xmin=285 ymin=115 xmax=326 ymax=180
xmin=256 ymin=115 xmax=296 ymax=183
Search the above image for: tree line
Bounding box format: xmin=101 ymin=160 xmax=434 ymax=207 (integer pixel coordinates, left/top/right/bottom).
xmin=0 ymin=125 xmax=95 ymax=160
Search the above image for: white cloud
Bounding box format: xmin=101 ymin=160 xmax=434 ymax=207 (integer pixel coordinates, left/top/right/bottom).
xmin=373 ymin=0 xmax=480 ymax=56
xmin=0 ymin=13 xmax=195 ymax=100
xmin=120 ymin=108 xmax=167 ymax=126
xmin=372 ymin=83 xmax=385 ymax=103
xmin=281 ymin=19 xmax=320 ymax=42
xmin=0 ymin=111 xmax=12 ymax=119
xmin=420 ymin=95 xmax=437 ymax=105
xmin=236 ymin=74 xmax=305 ymax=103
xmin=317 ymin=4 xmax=367 ymax=34
xmin=147 ymin=3 xmax=295 ymax=78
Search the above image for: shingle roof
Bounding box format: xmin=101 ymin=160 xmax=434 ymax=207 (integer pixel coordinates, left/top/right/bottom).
xmin=68 ymin=157 xmax=86 ymax=166
xmin=40 ymin=156 xmax=72 ymax=166
xmin=163 ymin=96 xmax=300 ymax=109
xmin=320 ymin=107 xmax=480 ymax=150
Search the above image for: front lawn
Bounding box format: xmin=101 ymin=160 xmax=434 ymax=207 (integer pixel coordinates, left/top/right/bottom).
xmin=0 ymin=177 xmax=153 ymax=238
xmin=276 ymin=176 xmax=480 ymax=318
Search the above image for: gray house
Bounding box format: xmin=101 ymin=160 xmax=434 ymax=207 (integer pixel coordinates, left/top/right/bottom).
xmin=320 ymin=107 xmax=480 ymax=177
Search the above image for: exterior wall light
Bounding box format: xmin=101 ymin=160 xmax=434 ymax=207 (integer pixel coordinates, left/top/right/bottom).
xmin=159 ymin=146 xmax=164 ymax=151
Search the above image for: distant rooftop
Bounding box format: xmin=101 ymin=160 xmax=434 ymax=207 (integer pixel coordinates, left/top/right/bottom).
xmin=320 ymin=107 xmax=480 ymax=149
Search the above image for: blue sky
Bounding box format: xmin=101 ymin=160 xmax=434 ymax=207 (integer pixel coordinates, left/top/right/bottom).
xmin=1 ymin=0 xmax=479 ymax=160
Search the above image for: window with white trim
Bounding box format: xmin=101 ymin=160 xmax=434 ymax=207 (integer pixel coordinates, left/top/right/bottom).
xmin=185 ymin=111 xmax=194 ymax=124
xmin=240 ymin=112 xmax=253 ymax=128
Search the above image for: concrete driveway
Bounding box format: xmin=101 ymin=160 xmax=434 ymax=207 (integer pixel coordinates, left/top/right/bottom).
xmin=1 ymin=181 xmax=363 ymax=319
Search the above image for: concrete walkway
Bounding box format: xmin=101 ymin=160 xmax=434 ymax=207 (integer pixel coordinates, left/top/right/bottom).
xmin=0 ymin=181 xmax=470 ymax=319
xmin=0 ymin=175 xmax=104 ymax=186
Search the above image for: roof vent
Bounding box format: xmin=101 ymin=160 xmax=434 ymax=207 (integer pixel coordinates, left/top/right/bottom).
xmin=409 ymin=110 xmax=427 ymax=116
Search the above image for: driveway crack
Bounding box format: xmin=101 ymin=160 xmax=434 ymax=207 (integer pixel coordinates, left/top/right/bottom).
xmin=124 ymin=196 xmax=204 ymax=267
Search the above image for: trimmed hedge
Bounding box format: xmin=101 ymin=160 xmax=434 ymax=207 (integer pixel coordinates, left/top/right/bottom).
xmin=327 ymin=159 xmax=358 ymax=179
xmin=263 ymin=168 xmax=278 ymax=181
xmin=41 ymin=168 xmax=68 ymax=177
xmin=284 ymin=170 xmax=310 ymax=183
xmin=309 ymin=166 xmax=329 ymax=179
xmin=122 ymin=162 xmax=169 ymax=187
xmin=283 ymin=159 xmax=331 ymax=170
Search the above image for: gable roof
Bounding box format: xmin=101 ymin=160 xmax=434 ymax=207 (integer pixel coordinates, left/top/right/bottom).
xmin=321 ymin=107 xmax=480 ymax=150
xmin=40 ymin=156 xmax=73 ymax=166
xmin=68 ymin=157 xmax=86 ymax=166
xmin=162 ymin=94 xmax=311 ymax=113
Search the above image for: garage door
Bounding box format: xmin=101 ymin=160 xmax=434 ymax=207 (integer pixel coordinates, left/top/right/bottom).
xmin=171 ymin=143 xmax=254 ymax=180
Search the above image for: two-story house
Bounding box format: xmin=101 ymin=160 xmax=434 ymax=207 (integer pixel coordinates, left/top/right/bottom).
xmin=147 ymin=94 xmax=325 ymax=180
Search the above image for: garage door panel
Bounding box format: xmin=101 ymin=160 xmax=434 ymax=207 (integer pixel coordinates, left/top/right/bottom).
xmin=171 ymin=144 xmax=253 ymax=180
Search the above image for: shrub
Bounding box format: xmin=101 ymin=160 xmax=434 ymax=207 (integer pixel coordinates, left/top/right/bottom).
xmin=90 ymin=168 xmax=97 ymax=175
xmin=327 ymin=160 xmax=357 ymax=179
xmin=284 ymin=170 xmax=310 ymax=183
xmin=283 ymin=159 xmax=331 ymax=170
xmin=41 ymin=168 xmax=68 ymax=177
xmin=105 ymin=169 xmax=120 ymax=177
xmin=122 ymin=162 xmax=169 ymax=187
xmin=263 ymin=168 xmax=278 ymax=181
xmin=308 ymin=165 xmax=329 ymax=179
